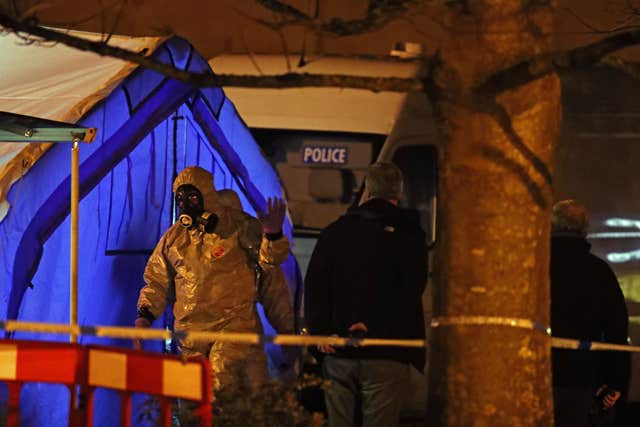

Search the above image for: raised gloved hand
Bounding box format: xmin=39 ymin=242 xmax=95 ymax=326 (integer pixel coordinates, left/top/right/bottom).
xmin=259 ymin=197 xmax=287 ymax=235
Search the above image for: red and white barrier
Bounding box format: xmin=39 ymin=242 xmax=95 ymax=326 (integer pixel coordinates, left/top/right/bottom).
xmin=0 ymin=340 xmax=212 ymax=427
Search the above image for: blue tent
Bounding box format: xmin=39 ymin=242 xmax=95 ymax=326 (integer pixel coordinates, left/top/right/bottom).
xmin=0 ymin=33 xmax=301 ymax=426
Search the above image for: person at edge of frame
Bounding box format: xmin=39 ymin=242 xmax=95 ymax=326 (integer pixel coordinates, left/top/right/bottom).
xmin=550 ymin=199 xmax=630 ymax=427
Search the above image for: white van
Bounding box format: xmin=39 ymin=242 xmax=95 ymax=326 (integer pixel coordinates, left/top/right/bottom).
xmin=210 ymin=54 xmax=640 ymax=416
xmin=210 ymin=53 xmax=436 ymax=418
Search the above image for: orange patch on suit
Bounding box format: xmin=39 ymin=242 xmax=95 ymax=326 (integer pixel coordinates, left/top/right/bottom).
xmin=212 ymin=245 xmax=226 ymax=258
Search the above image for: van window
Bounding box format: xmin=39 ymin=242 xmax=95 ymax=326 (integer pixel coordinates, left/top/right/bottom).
xmin=253 ymin=129 xmax=385 ymax=231
xmin=392 ymin=145 xmax=438 ymax=244
xmin=292 ymin=235 xmax=318 ymax=280
xmin=252 ymin=129 xmax=385 ymax=279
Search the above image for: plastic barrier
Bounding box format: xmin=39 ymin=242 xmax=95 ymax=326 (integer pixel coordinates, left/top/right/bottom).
xmin=2 ymin=319 xmax=640 ymax=353
xmin=0 ymin=339 xmax=212 ymax=427
xmin=1 ymin=320 xmax=638 ymax=425
xmin=0 ymin=340 xmax=85 ymax=427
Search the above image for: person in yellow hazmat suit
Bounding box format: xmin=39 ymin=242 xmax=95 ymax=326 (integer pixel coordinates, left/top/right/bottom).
xmin=134 ymin=166 xmax=290 ymax=393
xmin=216 ymin=189 xmax=295 ymax=337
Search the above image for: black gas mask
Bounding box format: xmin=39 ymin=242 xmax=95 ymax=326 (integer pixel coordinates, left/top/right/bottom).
xmin=175 ymin=184 xmax=218 ymax=234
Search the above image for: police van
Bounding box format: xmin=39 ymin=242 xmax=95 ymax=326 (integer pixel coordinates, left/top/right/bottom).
xmin=210 ymin=54 xmax=640 ymax=415
xmin=210 ymin=53 xmax=436 ymax=417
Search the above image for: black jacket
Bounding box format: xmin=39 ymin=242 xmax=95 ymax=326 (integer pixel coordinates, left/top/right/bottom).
xmin=304 ymin=198 xmax=429 ymax=370
xmin=550 ymin=233 xmax=629 ymax=390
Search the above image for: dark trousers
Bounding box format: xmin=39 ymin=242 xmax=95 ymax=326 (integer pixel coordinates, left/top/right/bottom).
xmin=554 ymin=386 xmax=616 ymax=427
xmin=322 ymin=356 xmax=409 ymax=427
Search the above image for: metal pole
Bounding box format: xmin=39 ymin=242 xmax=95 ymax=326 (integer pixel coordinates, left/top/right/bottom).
xmin=70 ymin=139 xmax=79 ymax=343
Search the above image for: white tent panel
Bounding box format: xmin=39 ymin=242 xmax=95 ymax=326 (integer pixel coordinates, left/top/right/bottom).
xmin=0 ymin=31 xmax=162 ymax=164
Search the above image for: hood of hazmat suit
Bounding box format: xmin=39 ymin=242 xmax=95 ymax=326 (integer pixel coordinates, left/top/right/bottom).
xmin=137 ymin=166 xmax=290 ymax=390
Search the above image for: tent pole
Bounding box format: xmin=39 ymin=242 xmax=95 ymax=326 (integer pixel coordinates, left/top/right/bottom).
xmin=70 ymin=139 xmax=79 ymax=343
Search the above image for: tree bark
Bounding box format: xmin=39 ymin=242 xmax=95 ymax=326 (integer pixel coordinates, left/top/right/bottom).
xmin=427 ymin=1 xmax=560 ymax=425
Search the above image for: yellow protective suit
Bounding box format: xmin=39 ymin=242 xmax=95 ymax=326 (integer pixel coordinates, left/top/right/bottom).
xmin=137 ymin=166 xmax=290 ymax=393
xmin=217 ymin=189 xmax=295 ymax=335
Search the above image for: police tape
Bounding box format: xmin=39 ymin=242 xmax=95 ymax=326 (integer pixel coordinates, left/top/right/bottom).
xmin=2 ymin=319 xmax=640 ymax=352
xmin=430 ymin=316 xmax=640 ymax=353
xmin=0 ymin=320 xmax=425 ymax=348
xmin=551 ymin=338 xmax=640 ymax=352
xmin=430 ymin=316 xmax=551 ymax=335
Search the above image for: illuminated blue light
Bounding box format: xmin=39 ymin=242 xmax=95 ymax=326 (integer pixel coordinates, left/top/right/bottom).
xmin=588 ymin=232 xmax=640 ymax=238
xmin=604 ymin=218 xmax=640 ymax=229
xmin=607 ymin=250 xmax=640 ymax=263
xmin=587 ymin=218 xmax=640 ymax=263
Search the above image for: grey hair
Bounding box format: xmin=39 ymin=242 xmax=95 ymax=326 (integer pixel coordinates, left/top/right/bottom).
xmin=365 ymin=162 xmax=403 ymax=200
xmin=552 ymin=199 xmax=589 ymax=236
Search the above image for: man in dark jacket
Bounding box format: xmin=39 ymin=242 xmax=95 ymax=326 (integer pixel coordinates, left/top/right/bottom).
xmin=550 ymin=199 xmax=629 ymax=427
xmin=304 ymin=162 xmax=429 ymax=427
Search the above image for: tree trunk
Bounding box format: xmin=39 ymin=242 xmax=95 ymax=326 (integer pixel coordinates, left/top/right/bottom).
xmin=427 ymin=1 xmax=560 ymax=425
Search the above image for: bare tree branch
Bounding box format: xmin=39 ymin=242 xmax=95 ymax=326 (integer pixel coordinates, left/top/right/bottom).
xmin=255 ymin=0 xmax=311 ymax=22
xmin=255 ymin=0 xmax=423 ymax=37
xmin=231 ymin=4 xmax=292 ymax=31
xmin=104 ymin=0 xmax=126 ymax=44
xmin=562 ymin=6 xmax=640 ymax=34
xmin=625 ymin=0 xmax=640 ymax=16
xmin=272 ymin=11 xmax=293 ymax=71
xmin=14 ymin=2 xmax=50 ymax=20
xmin=0 ymin=12 xmax=424 ymax=92
xmin=303 ymin=51 xmax=424 ymax=63
xmin=13 ymin=2 xmax=639 ymax=99
xmin=53 ymin=0 xmax=123 ymax=28
xmin=239 ymin=29 xmax=265 ymax=75
xmin=9 ymin=0 xmax=20 ymax=16
xmin=321 ymin=0 xmax=421 ymax=36
xmin=98 ymin=0 xmax=107 ymax=40
xmin=477 ymin=29 xmax=640 ymax=96
xmin=600 ymin=55 xmax=640 ymax=80
xmin=276 ymin=29 xmax=292 ymax=71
